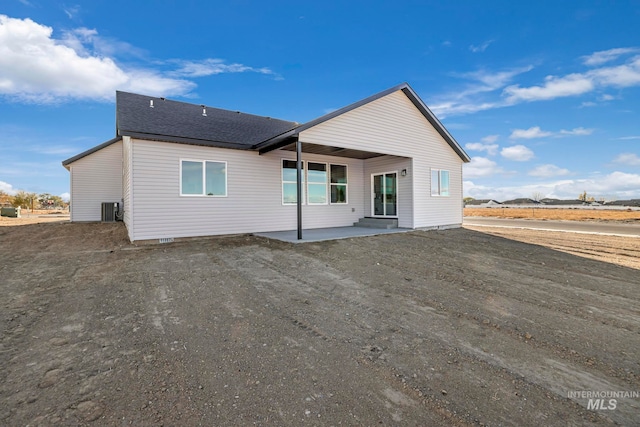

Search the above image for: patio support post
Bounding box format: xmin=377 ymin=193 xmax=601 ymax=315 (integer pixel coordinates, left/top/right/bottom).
xmin=296 ymin=138 xmax=302 ymax=240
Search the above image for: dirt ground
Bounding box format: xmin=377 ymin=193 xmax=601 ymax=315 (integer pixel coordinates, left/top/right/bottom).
xmin=1 ymin=222 xmax=638 ymax=426
xmin=464 ymin=207 xmax=640 ymax=222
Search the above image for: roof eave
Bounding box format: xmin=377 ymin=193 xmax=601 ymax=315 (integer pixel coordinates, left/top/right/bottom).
xmin=119 ymin=131 xmax=254 ymax=150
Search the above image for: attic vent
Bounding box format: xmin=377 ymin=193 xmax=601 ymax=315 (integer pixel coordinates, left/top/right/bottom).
xmin=202 ymin=106 xmax=207 ymax=116
xmin=150 ymin=100 xmax=154 ymax=108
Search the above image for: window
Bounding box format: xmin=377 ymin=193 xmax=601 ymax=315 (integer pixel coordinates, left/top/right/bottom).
xmin=282 ymin=160 xmax=304 ymax=204
xmin=307 ymin=162 xmax=327 ymax=204
xmin=330 ymin=164 xmax=348 ymax=204
xmin=282 ymin=160 xmax=348 ymax=205
xmin=431 ymin=169 xmax=449 ymax=196
xmin=181 ymin=160 xmax=227 ymax=196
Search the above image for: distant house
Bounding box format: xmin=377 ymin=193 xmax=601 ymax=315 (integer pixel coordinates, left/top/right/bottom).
xmin=62 ymin=83 xmax=470 ymax=242
xmin=502 ymin=198 xmax=541 ymax=205
xmin=540 ymin=198 xmax=585 ymax=206
xmin=465 ymin=199 xmax=502 ymax=206
xmin=605 ymin=199 xmax=640 ymax=207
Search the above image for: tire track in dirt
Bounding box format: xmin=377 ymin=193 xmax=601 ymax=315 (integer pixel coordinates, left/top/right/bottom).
xmin=215 ymin=245 xmax=619 ymax=426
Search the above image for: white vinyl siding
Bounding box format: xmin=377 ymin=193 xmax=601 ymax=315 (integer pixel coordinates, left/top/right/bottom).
xmin=122 ymin=136 xmax=133 ymax=240
xmin=69 ymin=141 xmax=123 ymax=221
xmin=300 ymin=90 xmax=463 ymax=228
xmin=127 ymin=139 xmax=364 ymax=241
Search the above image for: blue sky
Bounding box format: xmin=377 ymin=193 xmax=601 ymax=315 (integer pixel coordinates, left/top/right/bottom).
xmin=1 ymin=0 xmax=639 ymax=201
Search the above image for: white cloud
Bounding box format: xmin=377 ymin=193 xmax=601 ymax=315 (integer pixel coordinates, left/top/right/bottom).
xmin=559 ymin=127 xmax=593 ymax=136
xmin=612 ymin=153 xmax=640 ymax=166
xmin=501 ymin=145 xmax=534 ymax=161
xmin=0 ymin=15 xmax=279 ymax=103
xmin=615 ymin=136 xmax=640 ymax=140
xmin=582 ymin=47 xmax=640 ymax=66
xmin=63 ymin=5 xmax=80 ymax=20
xmin=169 ymin=59 xmax=277 ymax=78
xmin=465 ymin=172 xmax=640 ymax=200
xmin=0 ymin=15 xmax=194 ymax=101
xmin=509 ymin=126 xmax=552 ymax=139
xmin=469 ymin=39 xmax=494 ymax=53
xmin=0 ymin=181 xmax=17 ymax=195
xmin=528 ymin=164 xmax=570 ymax=177
xmin=481 ymin=135 xmax=499 ymax=143
xmin=430 ymin=66 xmax=533 ymax=117
xmin=463 ymin=157 xmax=502 ymax=178
xmin=60 ymin=192 xmax=70 ymax=202
xmin=431 ymin=47 xmax=640 ymax=117
xmin=503 ymin=51 xmax=640 ymax=104
xmin=503 ymin=73 xmax=595 ymax=102
xmin=509 ymin=126 xmax=593 ymax=139
xmin=465 ymin=142 xmax=499 ymax=156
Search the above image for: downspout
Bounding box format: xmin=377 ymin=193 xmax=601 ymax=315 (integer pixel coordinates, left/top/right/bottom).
xmin=296 ymin=137 xmax=302 ymax=240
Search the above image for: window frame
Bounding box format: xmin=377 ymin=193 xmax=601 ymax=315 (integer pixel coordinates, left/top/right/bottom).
xmin=329 ymin=163 xmax=348 ymax=205
xmin=180 ymin=159 xmax=228 ymax=197
xmin=307 ymin=161 xmax=328 ymax=205
xmin=431 ymin=168 xmax=450 ymax=197
xmin=282 ymin=159 xmax=305 ymax=205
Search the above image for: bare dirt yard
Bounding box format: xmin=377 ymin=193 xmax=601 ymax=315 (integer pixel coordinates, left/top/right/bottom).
xmin=464 ymin=207 xmax=640 ymax=223
xmin=1 ymin=221 xmax=639 ymax=426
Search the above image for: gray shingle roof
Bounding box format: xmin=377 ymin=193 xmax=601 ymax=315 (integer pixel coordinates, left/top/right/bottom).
xmin=116 ymin=91 xmax=298 ymax=148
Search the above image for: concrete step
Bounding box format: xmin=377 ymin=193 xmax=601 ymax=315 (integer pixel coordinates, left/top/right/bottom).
xmin=353 ymin=217 xmax=398 ymax=229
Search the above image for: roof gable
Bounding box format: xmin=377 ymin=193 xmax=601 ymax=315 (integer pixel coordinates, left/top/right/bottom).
xmin=256 ymin=83 xmax=470 ymax=162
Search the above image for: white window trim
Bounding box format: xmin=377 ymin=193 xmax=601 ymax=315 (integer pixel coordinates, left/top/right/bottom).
xmin=329 ymin=163 xmax=349 ymax=205
xmin=282 ymin=159 xmax=305 ymax=205
xmin=180 ymin=159 xmax=228 ymax=197
xmin=431 ymin=168 xmax=450 ymax=197
xmin=307 ymin=161 xmax=328 ymax=205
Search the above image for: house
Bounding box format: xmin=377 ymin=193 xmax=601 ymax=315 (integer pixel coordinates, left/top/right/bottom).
xmin=540 ymin=198 xmax=585 ymax=206
xmin=501 ymin=198 xmax=541 ymax=206
xmin=62 ymin=83 xmax=470 ymax=242
xmin=464 ymin=199 xmax=502 ymax=207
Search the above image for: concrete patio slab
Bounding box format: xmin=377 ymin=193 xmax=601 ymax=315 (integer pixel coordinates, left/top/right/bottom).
xmin=254 ymin=226 xmax=412 ymax=243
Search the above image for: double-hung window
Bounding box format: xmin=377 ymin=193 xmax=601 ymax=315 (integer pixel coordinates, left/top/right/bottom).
xmin=330 ymin=164 xmax=348 ymax=204
xmin=181 ymin=160 xmax=227 ymax=196
xmin=431 ymin=169 xmax=449 ymax=196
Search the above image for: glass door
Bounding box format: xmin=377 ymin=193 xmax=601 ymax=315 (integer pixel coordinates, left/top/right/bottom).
xmin=372 ymin=172 xmax=397 ymax=217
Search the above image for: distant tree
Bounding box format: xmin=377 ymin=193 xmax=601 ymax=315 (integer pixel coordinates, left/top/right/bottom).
xmin=463 ymin=197 xmax=474 ymax=204
xmin=578 ymin=191 xmax=588 ymax=202
xmin=38 ymin=193 xmax=65 ymax=209
xmin=49 ymin=195 xmax=65 ymax=208
xmin=531 ymin=192 xmax=544 ymax=202
xmin=0 ymin=190 xmax=13 ymax=206
xmin=12 ymin=191 xmax=38 ymax=211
